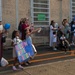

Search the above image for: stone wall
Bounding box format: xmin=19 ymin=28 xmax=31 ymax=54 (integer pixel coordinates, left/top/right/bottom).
xmin=2 ymin=0 xmax=16 ymax=37
xmin=2 ymin=0 xmax=30 ymax=37
xmin=1 ymin=0 xmax=70 ymax=45
xmin=50 ymin=0 xmax=70 ymax=24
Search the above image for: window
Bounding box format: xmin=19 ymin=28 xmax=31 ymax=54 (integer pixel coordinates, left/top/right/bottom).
xmin=71 ymin=0 xmax=75 ymax=20
xmin=30 ymin=0 xmax=50 ymax=27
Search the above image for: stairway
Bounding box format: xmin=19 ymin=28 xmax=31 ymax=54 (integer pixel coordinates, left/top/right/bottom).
xmin=0 ymin=46 xmax=75 ymax=73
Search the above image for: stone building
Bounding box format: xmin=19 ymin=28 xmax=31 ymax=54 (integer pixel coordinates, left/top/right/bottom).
xmin=0 ymin=0 xmax=74 ymax=45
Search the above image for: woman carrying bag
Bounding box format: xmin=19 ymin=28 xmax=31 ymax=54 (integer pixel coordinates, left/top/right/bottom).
xmin=0 ymin=21 xmax=9 ymax=67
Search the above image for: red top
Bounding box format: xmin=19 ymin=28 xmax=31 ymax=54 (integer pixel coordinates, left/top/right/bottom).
xmin=21 ymin=24 xmax=29 ymax=40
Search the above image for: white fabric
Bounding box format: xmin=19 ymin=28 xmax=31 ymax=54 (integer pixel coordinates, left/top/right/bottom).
xmin=53 ymin=35 xmax=57 ymax=42
xmin=72 ymin=24 xmax=75 ymax=27
xmin=74 ymin=33 xmax=75 ymax=36
xmin=13 ymin=36 xmax=22 ymax=45
xmin=54 ymin=23 xmax=58 ymax=29
xmin=60 ymin=36 xmax=66 ymax=40
xmin=49 ymin=25 xmax=54 ymax=47
xmin=13 ymin=36 xmax=22 ymax=57
xmin=0 ymin=25 xmax=3 ymax=31
xmin=38 ymin=28 xmax=42 ymax=33
xmin=31 ymin=44 xmax=37 ymax=59
xmin=32 ymin=44 xmax=37 ymax=52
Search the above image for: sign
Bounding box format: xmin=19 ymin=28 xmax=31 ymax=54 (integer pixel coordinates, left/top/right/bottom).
xmin=15 ymin=41 xmax=34 ymax=63
xmin=38 ymin=13 xmax=46 ymax=21
xmin=23 ymin=41 xmax=34 ymax=57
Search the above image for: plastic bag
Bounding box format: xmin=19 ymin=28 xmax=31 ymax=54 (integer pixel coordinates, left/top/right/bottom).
xmin=1 ymin=57 xmax=9 ymax=67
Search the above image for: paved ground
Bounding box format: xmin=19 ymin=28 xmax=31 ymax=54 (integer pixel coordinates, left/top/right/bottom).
xmin=0 ymin=45 xmax=75 ymax=75
xmin=1 ymin=59 xmax=75 ymax=75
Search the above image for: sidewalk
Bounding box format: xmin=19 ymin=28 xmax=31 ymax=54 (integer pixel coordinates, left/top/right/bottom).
xmin=1 ymin=59 xmax=75 ymax=75
xmin=1 ymin=38 xmax=75 ymax=75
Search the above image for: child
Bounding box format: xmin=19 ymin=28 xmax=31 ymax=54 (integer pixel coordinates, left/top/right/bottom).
xmin=24 ymin=27 xmax=41 ymax=57
xmin=12 ymin=30 xmax=24 ymax=71
xmin=60 ymin=33 xmax=71 ymax=52
xmin=53 ymin=32 xmax=57 ymax=50
xmin=60 ymin=33 xmax=70 ymax=47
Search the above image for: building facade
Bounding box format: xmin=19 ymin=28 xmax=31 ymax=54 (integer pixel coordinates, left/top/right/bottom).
xmin=0 ymin=0 xmax=72 ymax=45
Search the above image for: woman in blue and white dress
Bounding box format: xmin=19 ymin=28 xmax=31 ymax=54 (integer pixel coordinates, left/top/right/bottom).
xmin=49 ymin=20 xmax=57 ymax=48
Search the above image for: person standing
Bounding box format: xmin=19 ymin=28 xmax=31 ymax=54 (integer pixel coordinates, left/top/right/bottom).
xmin=24 ymin=27 xmax=41 ymax=56
xmin=49 ymin=20 xmax=57 ymax=48
xmin=0 ymin=21 xmax=7 ymax=64
xmin=21 ymin=18 xmax=29 ymax=40
xmin=0 ymin=21 xmax=3 ymax=63
xmin=53 ymin=32 xmax=57 ymax=50
xmin=62 ymin=19 xmax=71 ymax=40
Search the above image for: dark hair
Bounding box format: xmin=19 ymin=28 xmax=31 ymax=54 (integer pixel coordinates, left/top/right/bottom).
xmin=50 ymin=20 xmax=54 ymax=25
xmin=70 ymin=20 xmax=74 ymax=25
xmin=24 ymin=29 xmax=27 ymax=40
xmin=61 ymin=32 xmax=65 ymax=36
xmin=53 ymin=32 xmax=56 ymax=35
xmin=62 ymin=19 xmax=67 ymax=26
xmin=18 ymin=21 xmax=23 ymax=32
xmin=22 ymin=18 xmax=27 ymax=24
xmin=24 ymin=29 xmax=31 ymax=40
xmin=12 ymin=30 xmax=18 ymax=39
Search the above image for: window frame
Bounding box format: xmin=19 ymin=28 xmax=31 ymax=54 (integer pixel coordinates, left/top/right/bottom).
xmin=30 ymin=0 xmax=50 ymax=27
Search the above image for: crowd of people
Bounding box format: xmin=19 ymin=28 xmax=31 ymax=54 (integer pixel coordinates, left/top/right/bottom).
xmin=0 ymin=17 xmax=41 ymax=70
xmin=49 ymin=19 xmax=75 ymax=51
xmin=12 ymin=18 xmax=41 ymax=70
xmin=0 ymin=17 xmax=75 ymax=71
xmin=12 ymin=18 xmax=75 ymax=70
xmin=12 ymin=18 xmax=75 ymax=71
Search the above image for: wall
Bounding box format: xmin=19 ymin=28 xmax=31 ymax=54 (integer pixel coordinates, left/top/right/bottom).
xmin=2 ymin=0 xmax=70 ymax=45
xmin=2 ymin=0 xmax=30 ymax=37
xmin=50 ymin=0 xmax=70 ymax=24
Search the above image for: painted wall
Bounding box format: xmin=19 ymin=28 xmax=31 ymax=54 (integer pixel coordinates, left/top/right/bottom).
xmin=1 ymin=0 xmax=70 ymax=44
xmin=0 ymin=0 xmax=2 ymax=21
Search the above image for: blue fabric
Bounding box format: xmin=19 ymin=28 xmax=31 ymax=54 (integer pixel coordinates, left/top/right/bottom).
xmin=25 ymin=36 xmax=32 ymax=45
xmin=24 ymin=44 xmax=34 ymax=57
xmin=24 ymin=36 xmax=34 ymax=56
xmin=71 ymin=24 xmax=75 ymax=32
